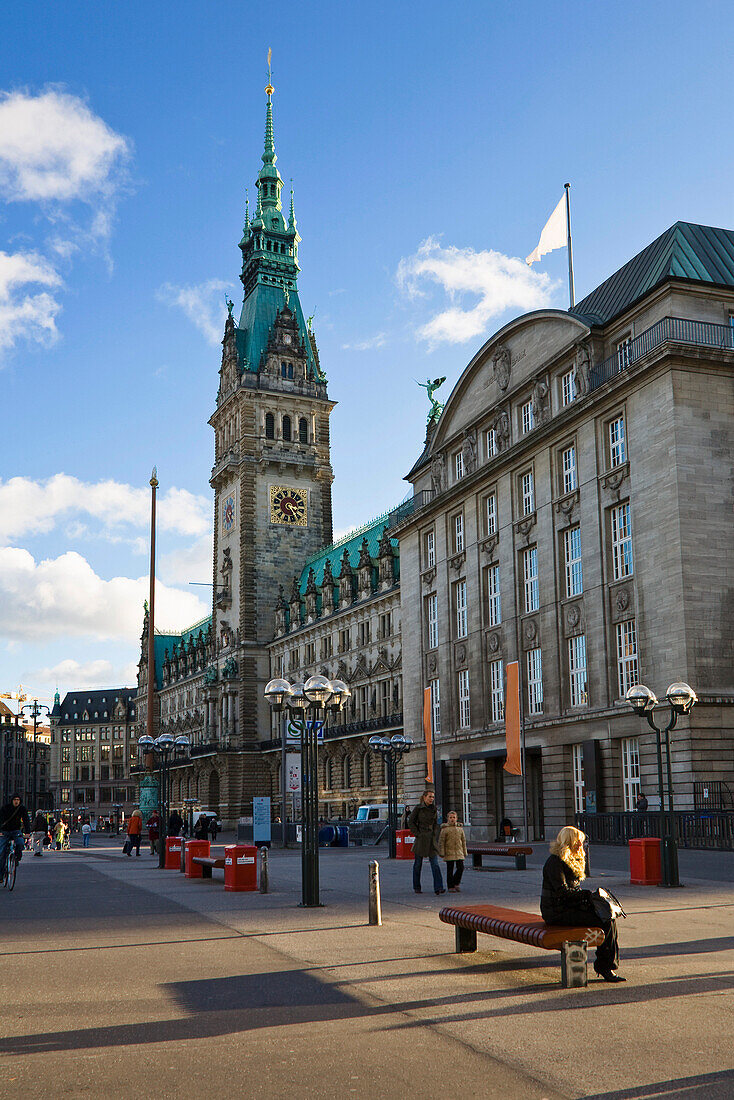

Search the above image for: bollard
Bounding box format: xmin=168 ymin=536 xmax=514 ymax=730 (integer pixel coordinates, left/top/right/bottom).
xmin=561 ymin=940 xmax=588 ymax=988
xmin=259 ymin=846 xmax=269 ymax=894
xmin=368 ymin=860 xmax=382 ymax=926
xmin=180 ymin=839 xmax=186 ymax=873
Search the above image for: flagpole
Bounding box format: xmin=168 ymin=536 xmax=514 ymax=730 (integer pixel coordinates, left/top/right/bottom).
xmin=565 ymin=183 xmax=575 ymax=308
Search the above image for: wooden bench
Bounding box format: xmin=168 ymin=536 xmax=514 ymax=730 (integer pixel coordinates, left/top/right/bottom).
xmin=467 ymin=843 xmax=533 ymax=871
xmin=439 ymin=903 xmax=605 ymax=987
xmin=192 ymin=856 xmax=225 ymax=879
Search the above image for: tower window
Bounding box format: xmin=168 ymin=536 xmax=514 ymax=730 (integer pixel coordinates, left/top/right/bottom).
xmin=265 ymin=413 xmax=275 ymax=440
xmin=282 ymin=415 xmax=292 ymax=442
xmin=281 ymin=362 xmax=294 ymax=380
xmin=299 ymin=417 xmax=308 ymax=443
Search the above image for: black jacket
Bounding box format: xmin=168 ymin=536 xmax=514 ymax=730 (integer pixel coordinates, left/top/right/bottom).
xmin=540 ymin=853 xmax=592 ymax=921
xmin=0 ymin=801 xmax=31 ymax=833
xmin=33 ymin=811 xmax=48 ymax=832
xmin=168 ymin=812 xmax=183 ymax=836
xmin=408 ymin=802 xmax=439 ymax=858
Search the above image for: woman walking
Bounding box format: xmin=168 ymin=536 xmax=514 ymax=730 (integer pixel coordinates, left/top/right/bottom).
xmin=541 ymin=825 xmax=625 ymax=983
xmin=408 ymin=791 xmax=445 ymax=895
xmin=126 ymin=809 xmax=143 ymax=857
xmin=438 ymin=810 xmax=467 ymax=892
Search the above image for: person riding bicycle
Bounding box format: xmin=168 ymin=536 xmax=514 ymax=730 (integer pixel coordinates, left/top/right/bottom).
xmin=0 ymin=794 xmax=31 ymax=876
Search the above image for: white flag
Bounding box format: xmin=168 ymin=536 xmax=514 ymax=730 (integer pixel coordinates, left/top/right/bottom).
xmin=526 ymin=193 xmax=567 ymax=265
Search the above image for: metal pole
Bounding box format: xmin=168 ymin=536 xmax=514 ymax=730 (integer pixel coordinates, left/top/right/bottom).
xmin=517 ymin=657 xmax=529 ymax=842
xmin=564 ymin=183 xmax=575 ymax=308
xmin=298 ymin=712 xmax=308 ymax=905
xmin=32 ymin=704 xmax=38 ymax=816
xmin=649 ymin=714 xmax=672 ymax=886
xmin=664 ymin=713 xmax=680 ymax=887
xmin=280 ymin=712 xmax=288 ymax=848
xmin=368 ymin=860 xmax=382 ymax=926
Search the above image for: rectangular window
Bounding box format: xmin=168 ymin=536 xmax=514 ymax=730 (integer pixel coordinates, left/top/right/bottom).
xmin=321 ymin=635 xmax=332 ymax=659
xmin=485 ymin=428 xmax=498 ymax=459
xmin=429 ymin=678 xmax=441 ymax=738
xmin=61 ymin=765 xmax=70 ymax=782
xmin=609 ymin=415 xmax=626 ymax=467
xmin=522 ymin=546 xmax=539 ymax=613
xmin=572 ymin=744 xmax=585 ymax=814
xmin=569 ymin=634 xmax=587 ymax=707
xmin=526 ymin=648 xmax=543 ymax=715
xmin=379 ymin=612 xmax=392 ymax=639
xmin=489 ymin=658 xmax=504 ymax=722
xmin=339 ymin=628 xmax=350 ymax=653
xmin=61 ymin=789 xmax=70 ymax=804
xmin=564 ymin=526 xmax=583 ymax=597
xmin=380 ymin=680 xmax=390 ymax=715
xmin=424 ymin=530 xmax=435 ymax=569
xmin=461 ymin=759 xmax=472 ymax=825
xmin=453 ymin=513 xmax=464 ymax=553
xmin=304 ymin=642 xmax=315 ymax=664
xmin=458 ymin=669 xmax=471 ymax=729
xmin=621 ymin=736 xmax=641 ymax=810
xmin=616 ymin=619 xmax=638 ymax=698
xmin=486 ymin=564 xmax=501 ymax=626
xmin=454 ymin=451 xmax=464 ymax=481
xmin=62 ymin=746 xmax=70 ymax=763
xmin=484 ymin=492 xmax=497 ymax=536
xmin=562 ymin=369 xmax=576 ymax=406
xmin=617 ymin=337 xmax=632 ymax=370
xmin=521 ymin=471 xmax=534 ymax=516
xmin=521 ymin=399 xmax=534 ymax=434
xmin=113 ymin=745 xmax=124 ymax=760
xmin=455 ymin=580 xmax=468 ymax=639
xmin=426 ymin=593 xmax=438 ymax=650
xmin=561 ymin=444 xmax=577 ymax=494
xmin=611 ymin=503 xmax=633 ymax=579
xmin=358 ymin=620 xmax=370 ymax=646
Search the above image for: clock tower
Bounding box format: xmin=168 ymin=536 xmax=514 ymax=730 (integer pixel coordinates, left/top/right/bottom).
xmin=208 ymin=68 xmax=335 ymax=788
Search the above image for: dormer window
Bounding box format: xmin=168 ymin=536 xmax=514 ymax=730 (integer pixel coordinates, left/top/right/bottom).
xmin=281 ymin=362 xmax=294 ymax=380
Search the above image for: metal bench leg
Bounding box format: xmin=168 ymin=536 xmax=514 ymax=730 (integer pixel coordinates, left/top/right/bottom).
xmin=202 ymin=864 xmax=212 ymax=879
xmin=514 ymin=853 xmax=526 ymax=870
xmin=455 ymin=926 xmax=477 ymax=953
xmin=472 ymin=853 xmax=482 ymax=869
xmin=560 ymin=941 xmax=587 ymax=988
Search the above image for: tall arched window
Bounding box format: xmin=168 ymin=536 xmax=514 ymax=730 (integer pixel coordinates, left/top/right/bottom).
xmin=299 ymin=417 xmax=308 ymax=443
xmin=342 ymin=755 xmax=351 ymax=789
xmin=282 ymin=415 xmax=292 ymax=442
xmin=325 ymin=758 xmax=333 ymax=789
xmin=362 ymin=754 xmax=371 ymax=788
xmin=265 ymin=412 xmax=275 ymax=439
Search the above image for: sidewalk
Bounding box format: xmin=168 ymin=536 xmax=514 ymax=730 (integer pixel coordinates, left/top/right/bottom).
xmin=3 ymin=838 xmax=733 ymax=1099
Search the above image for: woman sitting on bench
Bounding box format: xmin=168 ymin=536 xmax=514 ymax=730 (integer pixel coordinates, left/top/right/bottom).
xmin=541 ymin=826 xmax=625 ymax=983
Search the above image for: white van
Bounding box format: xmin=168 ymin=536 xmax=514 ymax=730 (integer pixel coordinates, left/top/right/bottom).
xmin=350 ymin=803 xmax=406 ymax=824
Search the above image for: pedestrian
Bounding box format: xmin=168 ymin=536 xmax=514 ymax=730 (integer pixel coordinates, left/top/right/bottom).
xmin=541 ymin=825 xmax=625 ymax=983
xmin=81 ymin=820 xmax=91 ymax=848
xmin=168 ymin=808 xmax=183 ymax=837
xmin=146 ymin=810 xmax=161 ymax=854
xmin=193 ymin=814 xmax=208 ymax=840
xmin=32 ymin=809 xmax=48 ymax=857
xmin=209 ymin=815 xmax=218 ymax=841
xmin=126 ymin=809 xmax=143 ymax=857
xmin=54 ymin=819 xmax=66 ymax=850
xmin=0 ymin=794 xmax=31 ymax=874
xmin=635 ymin=791 xmax=649 ymax=812
xmin=438 ymin=810 xmax=467 ymax=892
xmin=403 ymin=806 xmax=411 ymax=828
xmin=408 ymin=791 xmax=445 ymax=895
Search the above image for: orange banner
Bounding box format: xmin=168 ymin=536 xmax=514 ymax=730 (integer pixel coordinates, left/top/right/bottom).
xmin=423 ymin=687 xmax=434 ymax=783
xmin=504 ymin=661 xmax=522 ymax=776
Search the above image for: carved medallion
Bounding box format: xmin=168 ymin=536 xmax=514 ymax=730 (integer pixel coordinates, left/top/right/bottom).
xmin=487 ymin=631 xmax=500 ymax=654
xmin=523 ymin=618 xmax=538 ymax=645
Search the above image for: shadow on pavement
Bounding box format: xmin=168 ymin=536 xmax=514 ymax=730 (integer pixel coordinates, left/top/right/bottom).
xmin=581 ymin=1068 xmax=734 ymax=1099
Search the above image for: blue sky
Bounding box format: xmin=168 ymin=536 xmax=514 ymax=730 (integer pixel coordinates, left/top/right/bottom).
xmin=1 ymin=0 xmax=732 ymax=701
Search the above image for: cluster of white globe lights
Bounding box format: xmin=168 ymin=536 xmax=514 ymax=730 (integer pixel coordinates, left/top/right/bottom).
xmin=626 ymin=682 xmax=697 ymax=716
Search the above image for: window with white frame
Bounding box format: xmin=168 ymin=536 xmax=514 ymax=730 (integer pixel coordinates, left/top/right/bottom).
xmin=616 ymin=619 xmax=638 ymax=698
xmin=562 ymin=369 xmax=576 ymax=406
xmin=429 ymin=678 xmax=441 ymax=737
xmin=621 ymin=736 xmax=641 ymax=810
xmin=617 ymin=337 xmax=632 ymax=370
xmin=489 ymin=658 xmax=504 ymax=721
xmin=526 ymin=648 xmax=543 ymax=715
xmin=424 ymin=530 xmax=435 ymax=569
xmin=521 ymin=399 xmax=534 ymax=434
xmin=572 ymin=743 xmax=585 ymax=813
xmin=458 ymin=669 xmax=471 ymax=728
xmin=485 ymin=492 xmax=497 ymax=536
xmin=522 ymin=546 xmax=539 ymax=613
xmin=569 ymin=634 xmax=587 ymax=707
xmin=561 ymin=444 xmax=577 ymax=494
xmin=461 ymin=758 xmax=472 ymax=824
xmin=611 ymin=503 xmax=633 ymax=579
xmin=485 ymin=428 xmax=498 ymax=459
xmin=453 ymin=513 xmax=464 ymax=553
xmin=609 ymin=415 xmax=626 ymax=467
xmin=455 ymin=451 xmax=465 ymax=481
xmin=521 ymin=471 xmax=534 ymax=515
xmin=455 ymin=580 xmax=468 ymax=639
xmin=486 ymin=564 xmax=501 ymax=626
xmin=564 ymin=526 xmax=583 ymax=597
xmin=426 ymin=593 xmax=438 ymax=649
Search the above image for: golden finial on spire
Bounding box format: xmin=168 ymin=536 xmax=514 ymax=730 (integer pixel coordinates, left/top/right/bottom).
xmin=265 ymin=47 xmax=274 ymax=96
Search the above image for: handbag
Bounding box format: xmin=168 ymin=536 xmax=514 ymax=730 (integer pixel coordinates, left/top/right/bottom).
xmin=591 ymin=886 xmax=626 ymax=921
xmin=122 ymin=838 xmax=131 ymax=855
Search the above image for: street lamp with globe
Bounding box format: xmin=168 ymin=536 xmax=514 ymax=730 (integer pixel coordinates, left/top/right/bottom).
xmin=368 ymin=733 xmax=413 ymax=858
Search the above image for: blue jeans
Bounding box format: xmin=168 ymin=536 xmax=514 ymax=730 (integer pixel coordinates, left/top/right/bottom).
xmin=0 ymin=831 xmax=24 ymax=876
xmin=83 ymin=833 xmax=90 ymax=847
xmin=413 ymin=854 xmax=444 ymax=892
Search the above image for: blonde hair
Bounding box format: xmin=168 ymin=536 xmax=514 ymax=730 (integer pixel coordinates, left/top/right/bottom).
xmin=549 ymin=825 xmax=586 ymax=880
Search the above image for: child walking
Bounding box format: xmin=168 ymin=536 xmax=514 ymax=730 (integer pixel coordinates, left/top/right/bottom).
xmin=438 ymin=811 xmax=468 ymax=892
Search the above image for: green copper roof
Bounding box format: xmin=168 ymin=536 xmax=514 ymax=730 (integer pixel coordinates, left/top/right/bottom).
xmin=153 ymin=615 xmax=211 ymax=688
xmin=236 ymin=283 xmax=318 ymax=376
xmin=572 ymin=222 xmax=734 ymax=324
xmin=297 ymin=517 xmax=398 ymax=598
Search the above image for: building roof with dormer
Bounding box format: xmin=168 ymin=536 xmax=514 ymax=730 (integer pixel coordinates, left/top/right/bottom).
xmin=54 ymin=688 xmax=137 ymax=724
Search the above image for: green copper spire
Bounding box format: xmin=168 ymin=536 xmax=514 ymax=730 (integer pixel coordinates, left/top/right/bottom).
xmin=289 ymin=180 xmax=296 ymax=230
xmin=257 ymin=50 xmax=283 ymax=213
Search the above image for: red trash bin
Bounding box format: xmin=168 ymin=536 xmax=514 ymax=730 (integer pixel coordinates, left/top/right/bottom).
xmin=224 ymin=844 xmax=257 ymax=892
xmin=185 ymin=839 xmax=211 ymax=878
xmin=395 ymin=829 xmax=415 ymax=860
xmin=164 ymin=835 xmax=184 ymax=869
xmin=629 ymin=837 xmax=662 ymax=885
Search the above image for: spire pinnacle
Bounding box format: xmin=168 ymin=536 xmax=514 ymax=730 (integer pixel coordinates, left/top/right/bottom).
xmin=289 ymin=179 xmax=296 ymax=229
xmin=263 ymin=48 xmax=275 ymax=166
xmin=244 ymin=189 xmax=250 ymax=231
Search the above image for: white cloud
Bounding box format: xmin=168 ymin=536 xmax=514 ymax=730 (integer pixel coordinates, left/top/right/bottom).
xmin=341 ymin=332 xmax=387 ymax=352
xmin=159 ymin=534 xmax=213 ymax=587
xmin=0 ymin=249 xmax=62 ymax=354
xmin=0 ymin=474 xmax=211 ymax=543
xmin=396 ymin=237 xmax=556 ymax=346
xmin=158 ymin=279 xmax=235 ymax=345
xmin=0 ymin=547 xmax=207 ymax=643
xmin=33 ymin=658 xmax=116 ymax=689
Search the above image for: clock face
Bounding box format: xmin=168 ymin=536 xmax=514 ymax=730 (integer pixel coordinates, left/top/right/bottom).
xmin=283 ymin=333 xmax=292 ymax=345
xmin=222 ymin=494 xmax=235 ymax=534
xmin=270 ymin=485 xmax=308 ymax=526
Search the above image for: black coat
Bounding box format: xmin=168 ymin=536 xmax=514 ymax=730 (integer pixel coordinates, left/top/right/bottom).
xmin=0 ymin=801 xmax=31 ymax=833
xmin=540 ymin=853 xmax=593 ymax=923
xmin=33 ymin=811 xmax=47 ymax=832
xmin=408 ymin=802 xmax=439 ymax=858
xmin=168 ymin=812 xmax=183 ymax=836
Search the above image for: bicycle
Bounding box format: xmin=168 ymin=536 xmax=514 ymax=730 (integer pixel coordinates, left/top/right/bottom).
xmin=1 ymin=844 xmax=18 ymax=891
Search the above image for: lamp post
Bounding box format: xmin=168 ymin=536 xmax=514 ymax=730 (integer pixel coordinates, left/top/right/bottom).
xmin=138 ymin=733 xmax=190 ymax=867
xmin=20 ymin=700 xmax=51 ymax=816
xmin=111 ymin=802 xmax=123 ymax=836
xmin=264 ymin=675 xmax=350 ymax=906
xmin=369 ymin=733 xmax=413 ymax=858
xmin=625 ymin=681 xmax=697 ymax=887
